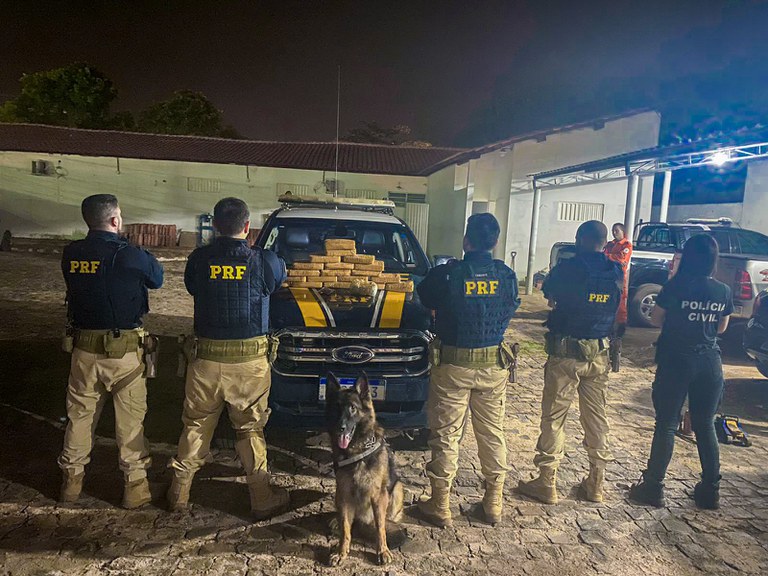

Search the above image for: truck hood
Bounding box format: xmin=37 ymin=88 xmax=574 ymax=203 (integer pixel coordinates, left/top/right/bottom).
xmin=270 ymin=284 xmax=431 ymax=331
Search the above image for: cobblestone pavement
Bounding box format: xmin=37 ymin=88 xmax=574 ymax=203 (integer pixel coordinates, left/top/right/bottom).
xmin=1 ymin=252 xmax=768 ymax=575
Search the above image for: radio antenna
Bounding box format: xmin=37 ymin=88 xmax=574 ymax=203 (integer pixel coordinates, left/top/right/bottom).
xmin=334 ymin=65 xmax=341 ymax=197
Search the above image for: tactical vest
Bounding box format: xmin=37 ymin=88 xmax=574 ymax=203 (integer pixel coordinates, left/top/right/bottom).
xmin=192 ymin=240 xmax=268 ymax=340
xmin=436 ymin=259 xmax=517 ymax=348
xmin=64 ymin=236 xmax=146 ymax=330
xmin=548 ymin=255 xmax=621 ymax=339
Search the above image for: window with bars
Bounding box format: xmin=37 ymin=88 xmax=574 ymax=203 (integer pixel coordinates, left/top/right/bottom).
xmin=388 ymin=192 xmax=426 ymax=207
xmin=345 ymin=189 xmax=383 ymax=200
xmin=187 ymin=177 xmax=221 ymax=193
xmin=557 ymin=201 xmax=604 ymax=222
xmin=276 ymin=183 xmax=312 ymax=196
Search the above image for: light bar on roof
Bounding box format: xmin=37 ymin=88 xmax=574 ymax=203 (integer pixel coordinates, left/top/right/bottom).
xmin=278 ymin=194 xmax=396 ymax=209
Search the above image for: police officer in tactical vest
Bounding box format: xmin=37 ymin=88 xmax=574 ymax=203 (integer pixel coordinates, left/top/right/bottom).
xmin=416 ymin=213 xmax=520 ymax=527
xmin=59 ymin=194 xmax=164 ymax=508
xmin=167 ymin=197 xmax=289 ymax=519
xmin=518 ymin=220 xmax=622 ymax=505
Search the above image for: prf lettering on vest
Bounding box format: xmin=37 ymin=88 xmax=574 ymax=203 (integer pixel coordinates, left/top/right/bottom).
xmin=465 ymin=280 xmax=499 ymax=295
xmin=588 ymin=293 xmax=611 ymax=303
xmin=69 ymin=260 xmax=101 ymax=274
xmin=209 ymin=265 xmax=247 ymax=280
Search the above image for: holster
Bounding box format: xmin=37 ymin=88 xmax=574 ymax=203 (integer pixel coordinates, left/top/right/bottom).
xmin=268 ymin=334 xmax=280 ymax=364
xmin=143 ymin=334 xmax=160 ymax=379
xmin=177 ymin=334 xmax=197 ymax=378
xmin=501 ymin=341 xmax=520 ymax=383
xmin=429 ymin=337 xmax=442 ymax=368
xmin=61 ymin=333 xmax=74 ymax=353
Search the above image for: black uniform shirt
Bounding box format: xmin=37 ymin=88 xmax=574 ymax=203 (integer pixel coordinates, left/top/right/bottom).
xmin=62 ymin=230 xmax=164 ymax=330
xmin=184 ymin=237 xmax=287 ymax=339
xmin=656 ymin=274 xmax=733 ymax=351
xmin=543 ymin=252 xmax=623 ymax=340
xmin=417 ymin=251 xmax=520 ymax=348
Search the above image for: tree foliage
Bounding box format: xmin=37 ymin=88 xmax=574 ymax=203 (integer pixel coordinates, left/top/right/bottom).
xmin=0 ymin=63 xmax=118 ymax=128
xmin=344 ymin=122 xmax=432 ymax=147
xmin=0 ymin=65 xmax=242 ymax=138
xmin=138 ymin=90 xmax=226 ymax=137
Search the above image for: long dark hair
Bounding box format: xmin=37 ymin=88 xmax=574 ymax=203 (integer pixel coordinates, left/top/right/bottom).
xmin=677 ymin=233 xmax=718 ymax=277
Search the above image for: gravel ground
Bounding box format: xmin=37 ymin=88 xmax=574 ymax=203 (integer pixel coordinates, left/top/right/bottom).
xmin=1 ymin=248 xmax=767 ymax=576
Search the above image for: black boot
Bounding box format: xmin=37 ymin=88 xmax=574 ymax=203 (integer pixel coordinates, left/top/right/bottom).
xmin=693 ymin=482 xmax=720 ymax=510
xmin=628 ymin=479 xmax=665 ymax=508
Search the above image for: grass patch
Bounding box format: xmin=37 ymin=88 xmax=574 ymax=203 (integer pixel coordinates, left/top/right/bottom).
xmin=516 ymin=339 xmax=546 ymax=356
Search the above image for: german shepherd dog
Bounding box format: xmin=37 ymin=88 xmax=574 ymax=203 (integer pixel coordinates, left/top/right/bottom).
xmin=325 ymin=372 xmax=404 ymax=566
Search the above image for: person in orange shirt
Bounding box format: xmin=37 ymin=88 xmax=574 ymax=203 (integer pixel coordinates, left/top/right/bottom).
xmin=604 ymin=223 xmax=632 ymax=371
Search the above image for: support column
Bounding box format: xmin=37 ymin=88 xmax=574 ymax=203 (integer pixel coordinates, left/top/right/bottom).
xmin=524 ymin=181 xmax=542 ymax=295
xmin=624 ymin=173 xmax=639 ymax=244
xmin=659 ymin=170 xmax=672 ymax=223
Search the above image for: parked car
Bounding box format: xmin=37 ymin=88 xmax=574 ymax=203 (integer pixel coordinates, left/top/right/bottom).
xmin=628 ymin=219 xmax=768 ymax=327
xmin=546 ymin=220 xmax=768 ymax=329
xmin=743 ymin=289 xmax=768 ymax=378
xmin=257 ymin=195 xmax=433 ymax=434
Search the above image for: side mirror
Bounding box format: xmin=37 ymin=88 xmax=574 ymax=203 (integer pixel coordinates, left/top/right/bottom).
xmin=433 ymin=255 xmax=455 ymax=266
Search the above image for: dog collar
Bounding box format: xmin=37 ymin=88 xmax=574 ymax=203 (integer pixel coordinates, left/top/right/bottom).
xmin=335 ymin=436 xmax=383 ymax=468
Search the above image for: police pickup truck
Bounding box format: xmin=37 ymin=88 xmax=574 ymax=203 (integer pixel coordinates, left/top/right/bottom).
xmin=257 ymin=195 xmax=432 ymax=434
xmin=548 ymin=219 xmax=768 ymax=328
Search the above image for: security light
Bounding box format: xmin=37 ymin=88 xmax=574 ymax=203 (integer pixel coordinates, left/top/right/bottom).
xmin=709 ymin=150 xmax=730 ymax=166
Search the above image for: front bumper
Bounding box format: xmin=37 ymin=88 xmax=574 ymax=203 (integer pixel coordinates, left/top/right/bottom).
xmin=267 ymin=372 xmax=429 ymax=431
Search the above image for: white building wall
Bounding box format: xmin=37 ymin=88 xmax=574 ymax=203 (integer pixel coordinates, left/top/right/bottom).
xmin=509 ymin=111 xmax=661 ymax=179
xmin=426 ymin=165 xmax=467 ymax=259
xmin=505 ymin=178 xmax=654 ymax=274
xmin=741 ymin=159 xmax=768 ymax=236
xmin=0 ymin=151 xmax=426 ymax=237
xmin=663 ymin=203 xmax=744 ymax=225
xmin=482 ymin=111 xmax=661 ymax=273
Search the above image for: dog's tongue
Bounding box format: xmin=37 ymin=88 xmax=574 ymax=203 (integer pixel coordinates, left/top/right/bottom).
xmin=338 ymin=433 xmax=352 ymax=450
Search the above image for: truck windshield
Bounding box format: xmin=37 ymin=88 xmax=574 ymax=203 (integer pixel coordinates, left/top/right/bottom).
xmin=262 ymin=217 xmax=430 ymax=276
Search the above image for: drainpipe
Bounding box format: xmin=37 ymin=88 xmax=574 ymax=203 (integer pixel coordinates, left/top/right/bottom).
xmin=525 ymin=179 xmax=542 ymax=295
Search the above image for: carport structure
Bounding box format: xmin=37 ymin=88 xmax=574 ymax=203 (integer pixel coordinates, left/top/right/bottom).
xmin=521 ymin=140 xmax=768 ymax=293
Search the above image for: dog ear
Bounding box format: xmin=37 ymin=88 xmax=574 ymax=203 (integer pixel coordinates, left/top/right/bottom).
xmin=355 ymin=372 xmax=371 ymax=400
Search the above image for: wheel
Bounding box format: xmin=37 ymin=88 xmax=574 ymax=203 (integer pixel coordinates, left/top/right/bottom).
xmin=757 ymin=362 xmax=768 ymax=379
xmin=630 ymin=283 xmax=662 ymax=328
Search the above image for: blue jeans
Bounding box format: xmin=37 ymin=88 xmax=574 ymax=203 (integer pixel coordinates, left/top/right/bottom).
xmin=645 ymin=348 xmax=724 ymax=488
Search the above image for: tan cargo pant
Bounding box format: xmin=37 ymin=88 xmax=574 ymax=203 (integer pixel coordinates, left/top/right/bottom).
xmin=426 ymin=363 xmax=508 ymax=487
xmin=533 ymin=352 xmax=612 ymax=470
xmin=58 ymin=348 xmax=151 ymax=482
xmin=169 ymin=356 xmax=271 ymax=479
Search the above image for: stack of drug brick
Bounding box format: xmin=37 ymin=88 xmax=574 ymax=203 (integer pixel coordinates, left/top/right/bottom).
xmin=123 ymin=224 xmax=178 ymax=248
xmin=284 ymin=238 xmax=414 ymax=293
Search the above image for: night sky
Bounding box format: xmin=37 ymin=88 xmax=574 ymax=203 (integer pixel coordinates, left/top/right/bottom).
xmin=2 ymin=0 xmax=767 ymax=145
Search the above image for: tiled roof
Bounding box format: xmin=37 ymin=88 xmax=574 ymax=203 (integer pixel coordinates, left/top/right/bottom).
xmin=0 ymin=123 xmax=467 ymax=177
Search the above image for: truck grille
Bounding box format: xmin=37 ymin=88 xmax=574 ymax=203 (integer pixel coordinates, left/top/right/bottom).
xmin=272 ymin=329 xmax=431 ymax=378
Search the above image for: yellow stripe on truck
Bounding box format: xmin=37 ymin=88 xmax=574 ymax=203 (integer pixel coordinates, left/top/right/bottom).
xmin=289 ymin=287 xmax=327 ymax=327
xmin=379 ymin=291 xmax=405 ymax=328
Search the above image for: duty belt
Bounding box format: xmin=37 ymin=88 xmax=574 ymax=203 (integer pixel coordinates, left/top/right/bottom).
xmin=196 ymin=335 xmax=269 ymax=363
xmin=74 ymin=329 xmax=143 ymax=355
xmin=545 ymin=333 xmax=608 ymax=362
xmin=440 ymin=344 xmax=500 ymax=368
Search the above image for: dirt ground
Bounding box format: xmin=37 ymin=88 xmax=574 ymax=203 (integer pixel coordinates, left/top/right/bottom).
xmin=1 ymin=247 xmax=767 ymax=576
